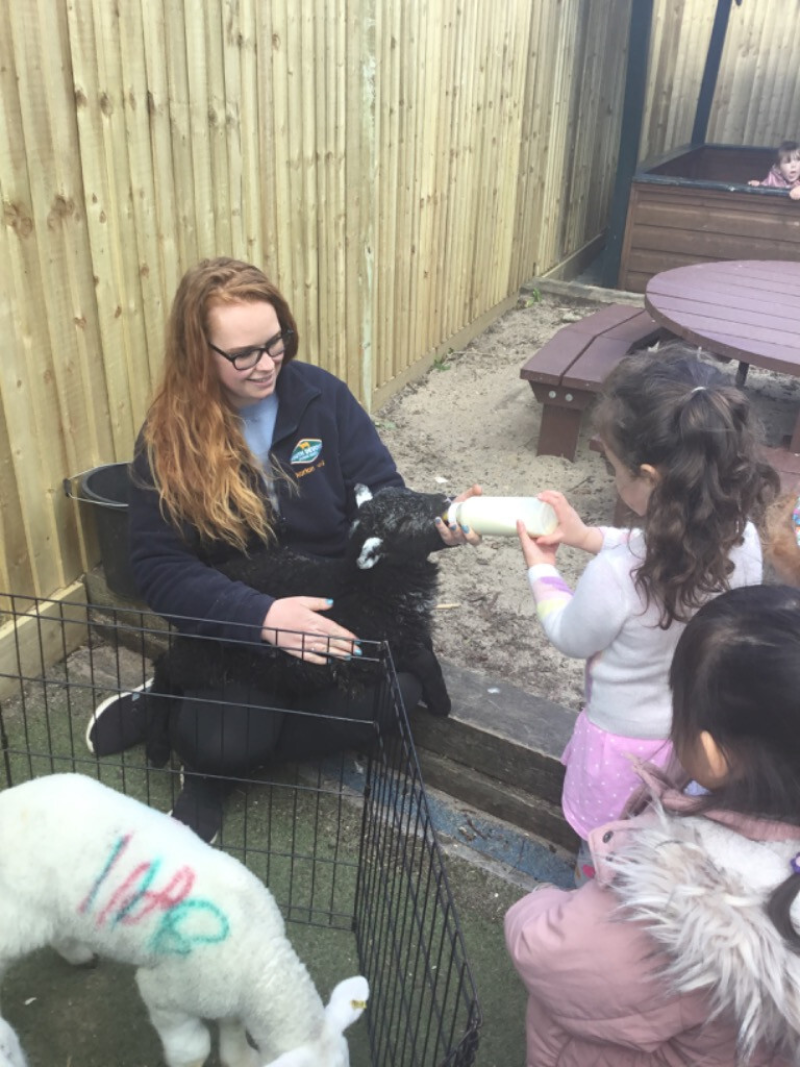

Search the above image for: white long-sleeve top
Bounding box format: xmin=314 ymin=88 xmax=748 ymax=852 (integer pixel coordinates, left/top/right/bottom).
xmin=527 ymin=523 xmax=762 ymax=738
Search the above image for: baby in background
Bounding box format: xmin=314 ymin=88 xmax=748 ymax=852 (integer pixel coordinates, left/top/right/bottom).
xmin=748 ymin=139 xmax=800 ymax=199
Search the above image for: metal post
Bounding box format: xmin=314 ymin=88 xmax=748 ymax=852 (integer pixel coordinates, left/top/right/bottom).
xmin=601 ymin=0 xmax=654 ymax=289
xmin=691 ymin=0 xmax=735 ymax=146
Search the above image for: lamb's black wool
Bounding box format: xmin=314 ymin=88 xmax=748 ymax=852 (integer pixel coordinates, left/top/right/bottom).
xmin=152 ymin=485 xmax=452 ymax=728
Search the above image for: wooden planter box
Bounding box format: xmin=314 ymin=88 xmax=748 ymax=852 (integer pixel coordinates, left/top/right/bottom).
xmin=619 ymin=144 xmax=800 ymax=293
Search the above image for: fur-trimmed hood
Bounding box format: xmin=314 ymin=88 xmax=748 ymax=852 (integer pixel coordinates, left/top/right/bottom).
xmin=590 ymin=786 xmax=800 ymax=1064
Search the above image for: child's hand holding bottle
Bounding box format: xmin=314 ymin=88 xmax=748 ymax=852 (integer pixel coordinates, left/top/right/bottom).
xmin=516 ymin=490 xmax=603 ymax=568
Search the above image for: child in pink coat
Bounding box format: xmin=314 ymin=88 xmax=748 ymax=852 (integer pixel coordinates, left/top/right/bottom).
xmin=505 ymin=584 xmax=800 ymax=1066
xmin=748 ymin=139 xmax=800 ymax=199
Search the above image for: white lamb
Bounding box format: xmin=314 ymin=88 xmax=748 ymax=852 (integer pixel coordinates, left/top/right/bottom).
xmin=0 ymin=773 xmax=368 ymax=1067
xmin=0 ymin=1018 xmax=27 ymax=1067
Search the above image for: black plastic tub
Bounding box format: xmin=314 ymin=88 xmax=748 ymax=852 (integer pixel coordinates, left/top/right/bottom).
xmin=66 ymin=463 xmax=138 ymax=599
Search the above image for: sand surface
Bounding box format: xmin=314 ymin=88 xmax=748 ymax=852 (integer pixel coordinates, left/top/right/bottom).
xmin=377 ymin=289 xmax=798 ymax=710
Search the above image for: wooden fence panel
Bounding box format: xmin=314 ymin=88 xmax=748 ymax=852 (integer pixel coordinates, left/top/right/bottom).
xmin=141 ymin=0 xmax=182 ymax=314
xmin=641 ymin=0 xmax=800 ymax=161
xmin=3 ymin=1 xmax=106 ymax=594
xmin=4 ymin=0 xmax=799 ymax=603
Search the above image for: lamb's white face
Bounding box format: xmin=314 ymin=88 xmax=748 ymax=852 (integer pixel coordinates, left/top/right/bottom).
xmin=355 ymin=536 xmax=383 ymax=570
xmin=354 ymin=484 xmax=373 ymax=508
xmin=260 ymin=977 xmax=368 ymax=1067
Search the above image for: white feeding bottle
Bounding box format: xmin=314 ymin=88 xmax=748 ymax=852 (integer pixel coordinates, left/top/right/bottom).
xmin=446 ymin=496 xmax=558 ymax=537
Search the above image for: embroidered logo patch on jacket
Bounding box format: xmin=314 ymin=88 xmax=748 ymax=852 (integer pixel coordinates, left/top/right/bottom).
xmin=290 ymin=438 xmax=323 ymax=465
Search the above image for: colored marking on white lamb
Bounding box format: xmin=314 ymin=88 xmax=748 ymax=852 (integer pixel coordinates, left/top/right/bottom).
xmin=78 ymin=832 xmax=230 ymax=955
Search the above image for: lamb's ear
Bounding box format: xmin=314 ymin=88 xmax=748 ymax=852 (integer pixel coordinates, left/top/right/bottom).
xmin=326 ymin=976 xmax=369 ymax=1032
xmin=354 ymin=484 xmax=373 ymax=509
xmin=356 ymin=536 xmax=382 ymax=570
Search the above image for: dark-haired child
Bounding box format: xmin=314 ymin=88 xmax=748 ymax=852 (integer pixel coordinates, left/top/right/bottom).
xmin=749 ymin=139 xmax=800 ymax=200
xmin=506 ymin=583 xmax=800 ymax=1065
xmin=517 ymin=348 xmax=778 ymax=881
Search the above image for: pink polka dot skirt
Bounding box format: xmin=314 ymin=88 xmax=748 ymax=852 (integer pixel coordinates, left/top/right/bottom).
xmin=561 ymin=710 xmax=673 ymax=839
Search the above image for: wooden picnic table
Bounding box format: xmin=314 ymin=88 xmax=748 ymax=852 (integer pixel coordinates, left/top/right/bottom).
xmin=645 ymin=260 xmax=800 ymax=451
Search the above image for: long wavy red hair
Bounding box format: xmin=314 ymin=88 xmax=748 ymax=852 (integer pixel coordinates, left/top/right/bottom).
xmin=142 ymin=258 xmax=299 ymax=548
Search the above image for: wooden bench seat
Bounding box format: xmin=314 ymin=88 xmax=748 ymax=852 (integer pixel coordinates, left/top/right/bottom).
xmin=520 ymin=304 xmax=661 ymax=460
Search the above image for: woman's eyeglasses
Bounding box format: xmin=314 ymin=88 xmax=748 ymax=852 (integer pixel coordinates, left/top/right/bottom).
xmin=208 ymin=329 xmax=294 ymax=371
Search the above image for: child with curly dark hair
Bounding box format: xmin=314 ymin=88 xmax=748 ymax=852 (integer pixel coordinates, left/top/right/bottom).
xmin=517 ymin=346 xmax=779 ymax=882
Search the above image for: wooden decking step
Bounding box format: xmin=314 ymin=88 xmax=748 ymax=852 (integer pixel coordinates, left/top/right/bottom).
xmin=411 ymin=661 xmax=579 ymax=852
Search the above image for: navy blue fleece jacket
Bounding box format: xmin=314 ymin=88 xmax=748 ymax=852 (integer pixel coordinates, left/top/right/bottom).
xmin=128 ymin=361 xmax=404 ymax=641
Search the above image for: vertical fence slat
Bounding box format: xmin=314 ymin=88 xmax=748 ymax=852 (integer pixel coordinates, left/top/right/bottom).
xmin=93 ymin=0 xmax=152 ymax=441
xmin=118 ymin=0 xmax=168 ymax=397
xmin=300 ymin=0 xmax=321 ymax=367
xmin=768 ymin=8 xmax=800 ymax=143
xmin=5 ymin=0 xmax=90 ymax=592
xmin=343 ymin=0 xmax=376 ymax=401
xmin=331 ymin=0 xmax=348 ymax=382
xmin=70 ymin=0 xmax=136 ymax=458
xmin=37 ymin=0 xmax=114 ymax=575
xmin=442 ymin=0 xmax=471 ymax=341
xmin=508 ymin=0 xmax=539 ymax=292
xmin=492 ymin=1 xmax=530 ymax=303
xmin=164 ymin=1 xmax=199 ymax=267
xmin=314 ymin=0 xmax=332 ymax=375
xmin=141 ymin=0 xmax=181 ymax=307
xmin=184 ymin=0 xmax=215 ymax=259
xmin=424 ymin=2 xmax=455 ymax=360
xmin=412 ymin=0 xmax=436 ymax=363
xmin=374 ymin=0 xmax=396 ymax=385
xmin=240 ymin=0 xmax=262 ymax=265
xmin=254 ymin=0 xmax=278 ymax=278
xmin=206 ymin=0 xmax=234 ymax=255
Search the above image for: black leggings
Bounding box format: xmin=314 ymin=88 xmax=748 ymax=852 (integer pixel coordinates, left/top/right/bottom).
xmin=169 ymin=674 xmax=422 ymax=778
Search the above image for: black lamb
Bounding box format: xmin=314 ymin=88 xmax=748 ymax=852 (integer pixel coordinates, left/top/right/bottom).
xmin=150 ymin=485 xmax=452 ymax=742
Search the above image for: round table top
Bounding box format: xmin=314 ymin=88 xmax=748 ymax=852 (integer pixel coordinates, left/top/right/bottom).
xmin=644 ymin=260 xmax=800 ymax=377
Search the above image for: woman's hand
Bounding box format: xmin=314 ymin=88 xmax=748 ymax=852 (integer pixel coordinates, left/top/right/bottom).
xmin=535 ymin=491 xmax=603 ymax=554
xmin=435 ymin=484 xmax=483 ymax=546
xmin=262 ymin=597 xmax=360 ymax=664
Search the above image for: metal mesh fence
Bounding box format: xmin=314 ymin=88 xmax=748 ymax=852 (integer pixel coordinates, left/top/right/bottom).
xmin=0 ymin=592 xmax=480 ymax=1066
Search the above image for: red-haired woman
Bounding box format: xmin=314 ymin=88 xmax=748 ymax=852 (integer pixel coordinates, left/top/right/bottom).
xmin=87 ymin=257 xmax=480 ymax=840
